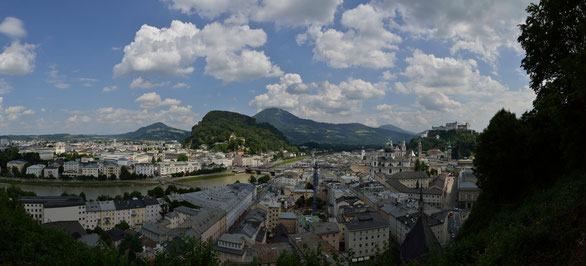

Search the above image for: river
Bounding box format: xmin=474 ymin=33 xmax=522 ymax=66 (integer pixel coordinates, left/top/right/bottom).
xmin=0 ymin=173 xmax=253 ymax=200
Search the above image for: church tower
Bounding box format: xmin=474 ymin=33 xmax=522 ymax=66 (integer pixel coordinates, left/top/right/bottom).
xmin=418 ymin=138 xmax=422 ymax=158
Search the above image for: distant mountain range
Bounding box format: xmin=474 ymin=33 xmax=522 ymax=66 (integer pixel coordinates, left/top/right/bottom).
xmin=184 ymin=110 xmax=295 ymax=153
xmin=253 ymin=108 xmax=414 ymax=146
xmin=0 ymin=122 xmax=189 ymax=141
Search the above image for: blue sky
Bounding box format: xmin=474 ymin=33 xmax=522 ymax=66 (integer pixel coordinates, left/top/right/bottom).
xmin=0 ymin=0 xmax=535 ymax=135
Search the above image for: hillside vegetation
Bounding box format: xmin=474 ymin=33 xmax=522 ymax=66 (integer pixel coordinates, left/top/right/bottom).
xmin=254 ymin=108 xmax=413 ymax=146
xmin=185 ymin=110 xmax=295 ymax=154
xmin=113 ymin=122 xmax=189 ymax=141
xmin=407 ymin=131 xmax=478 ymax=159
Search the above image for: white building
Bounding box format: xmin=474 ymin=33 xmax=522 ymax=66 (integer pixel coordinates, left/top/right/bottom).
xmin=82 ymin=164 xmax=99 ymax=177
xmin=63 ymin=161 xmax=80 ymax=174
xmin=135 ymin=163 xmax=155 ymax=177
xmin=43 ymin=166 xmax=59 ymax=178
xmin=26 ymin=164 xmax=45 ymax=177
xmin=21 ymin=196 xmax=87 ymax=229
xmin=156 ymin=161 xmax=201 ymax=176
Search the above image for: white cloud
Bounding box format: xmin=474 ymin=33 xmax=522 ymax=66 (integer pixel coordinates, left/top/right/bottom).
xmin=165 ymin=0 xmax=342 ymax=27
xmin=77 ymin=77 xmax=98 ymax=87
xmin=135 ymin=92 xmax=181 ymax=109
xmin=102 ymin=85 xmax=119 ymax=92
xmin=373 ymin=50 xmax=535 ymax=131
xmin=0 ymin=17 xmax=26 ymax=38
xmin=4 ymin=105 xmax=34 ymax=120
xmin=380 ymin=0 xmax=531 ymax=63
xmin=45 ymin=65 xmax=70 ymax=89
xmin=250 ymin=73 xmax=387 ymax=121
xmin=129 ymin=77 xmax=169 ymax=89
xmin=381 ymin=71 xmax=395 ymax=81
xmin=0 ymin=41 xmax=36 ymax=75
xmin=173 ymin=82 xmax=190 ymax=88
xmin=67 ymin=115 xmax=91 ymax=123
xmin=298 ymin=4 xmax=401 ymax=69
xmin=114 ymin=20 xmax=282 ymax=82
xmin=63 ymin=104 xmax=197 ymax=133
xmin=0 ymin=78 xmax=12 ymax=94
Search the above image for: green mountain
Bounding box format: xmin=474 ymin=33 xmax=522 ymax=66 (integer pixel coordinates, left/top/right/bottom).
xmin=253 ymin=108 xmax=414 ymax=146
xmin=185 ymin=110 xmax=294 ymax=153
xmin=379 ymin=124 xmax=416 ymax=135
xmin=113 ymin=122 xmax=189 ymax=141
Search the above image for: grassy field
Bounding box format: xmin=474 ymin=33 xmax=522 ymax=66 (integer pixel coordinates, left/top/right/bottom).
xmin=0 ymin=178 xmax=157 ymax=187
xmin=272 ymin=156 xmax=309 ymax=167
xmin=175 ymin=173 xmax=235 ymax=182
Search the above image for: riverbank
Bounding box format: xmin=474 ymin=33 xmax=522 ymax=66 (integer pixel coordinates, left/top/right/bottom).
xmin=272 ymin=156 xmax=308 ymax=167
xmin=0 ymin=178 xmax=158 ymax=188
xmin=175 ymin=173 xmax=235 ymax=183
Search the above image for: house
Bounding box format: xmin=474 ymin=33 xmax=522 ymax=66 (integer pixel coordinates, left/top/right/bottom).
xmin=6 ymin=159 xmax=27 ymax=173
xmin=21 ymin=196 xmax=87 ymax=229
xmin=81 ymin=164 xmax=99 ymax=177
xmin=310 ymin=222 xmax=341 ymax=251
xmin=216 ymin=234 xmax=248 ymax=264
xmin=344 ymin=211 xmax=389 ymax=261
xmin=43 ymin=166 xmax=59 ymax=178
xmin=279 ymin=212 xmax=297 ymax=234
xmin=26 ymin=164 xmax=45 ymax=177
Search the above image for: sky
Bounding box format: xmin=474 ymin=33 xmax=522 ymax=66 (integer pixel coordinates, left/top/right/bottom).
xmin=0 ymin=0 xmax=536 ymax=135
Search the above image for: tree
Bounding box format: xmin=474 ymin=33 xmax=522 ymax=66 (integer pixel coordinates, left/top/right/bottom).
xmin=518 ymin=0 xmax=586 ymax=169
xmin=115 ymin=221 xmax=130 ymax=230
xmin=177 ymin=154 xmax=188 ymax=161
xmin=258 ymin=174 xmax=270 ymax=184
xmin=157 ymin=157 xmax=162 ymax=162
xmin=58 ymin=166 xmax=64 ymax=175
xmin=148 ymin=186 xmax=165 ymax=198
xmin=150 ymin=237 xmax=219 ymax=266
xmin=296 ymin=196 xmax=306 ymax=208
xmin=248 ymin=175 xmax=257 ymax=184
xmin=277 ymin=250 xmax=301 ymax=266
xmin=151 ymin=157 xmax=156 ymax=165
xmin=118 ymin=233 xmax=143 ymax=264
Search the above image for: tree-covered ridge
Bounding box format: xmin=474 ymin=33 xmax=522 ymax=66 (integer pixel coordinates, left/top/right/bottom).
xmin=407 ymin=130 xmax=478 ymax=159
xmin=113 ymin=122 xmax=189 ymax=141
xmin=254 ymin=108 xmax=414 ymax=145
xmin=185 ymin=110 xmax=296 ymax=154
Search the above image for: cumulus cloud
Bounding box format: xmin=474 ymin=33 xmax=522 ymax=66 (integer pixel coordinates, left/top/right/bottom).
xmin=0 ymin=78 xmax=12 ymax=94
xmin=129 ymin=77 xmax=169 ymax=89
xmin=165 ymin=0 xmax=342 ymax=27
xmin=135 ymin=92 xmax=181 ymax=109
xmin=373 ymin=50 xmax=535 ymax=131
xmin=62 ymin=103 xmax=197 ymax=133
xmin=298 ymin=4 xmax=401 ymax=69
xmin=0 ymin=17 xmax=27 ymax=38
xmin=114 ymin=20 xmax=282 ymax=82
xmin=250 ymin=73 xmax=387 ymax=121
xmin=4 ymin=105 xmax=34 ymax=120
xmin=102 ymin=85 xmax=118 ymax=92
xmin=0 ymin=41 xmax=36 ymax=75
xmin=380 ymin=0 xmax=531 ymax=63
xmin=67 ymin=115 xmax=91 ymax=123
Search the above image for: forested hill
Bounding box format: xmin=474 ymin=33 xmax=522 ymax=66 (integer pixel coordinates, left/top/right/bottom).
xmin=112 ymin=122 xmax=189 ymax=141
xmin=253 ymin=108 xmax=414 ymax=145
xmin=407 ymin=130 xmax=478 ymax=159
xmin=184 ymin=110 xmax=295 ymax=154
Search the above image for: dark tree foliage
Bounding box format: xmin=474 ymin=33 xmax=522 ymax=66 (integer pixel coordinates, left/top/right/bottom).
xmin=258 ymin=174 xmax=271 ymax=184
xmin=518 ymin=0 xmax=586 ymax=170
xmin=149 ymin=237 xmax=219 ymax=266
xmin=177 ymin=154 xmax=188 ymax=161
